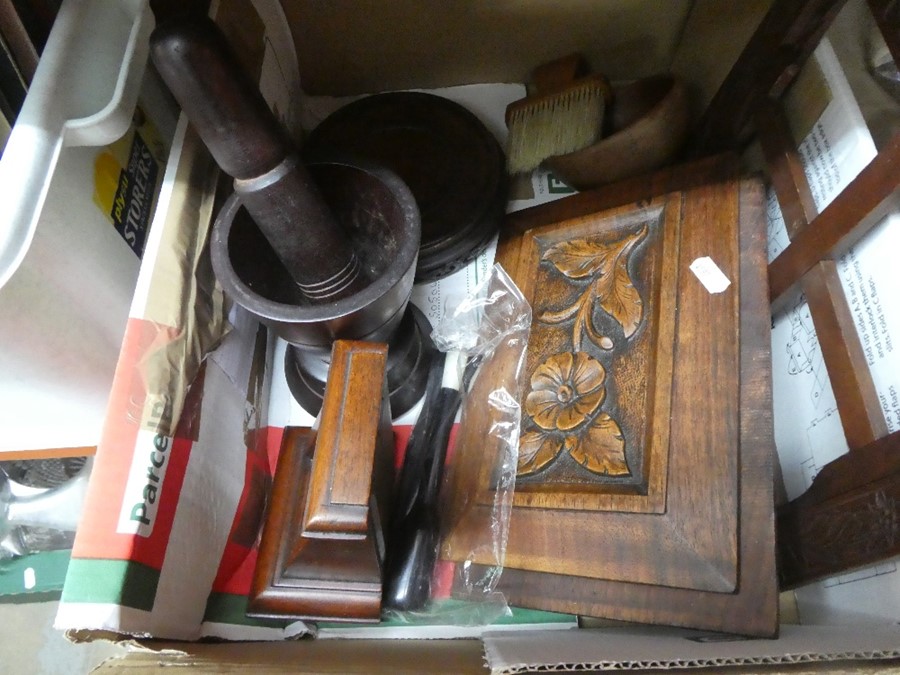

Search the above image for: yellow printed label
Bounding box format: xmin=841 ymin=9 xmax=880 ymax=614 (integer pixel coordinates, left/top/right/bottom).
xmin=93 ymin=106 xmax=167 ymax=257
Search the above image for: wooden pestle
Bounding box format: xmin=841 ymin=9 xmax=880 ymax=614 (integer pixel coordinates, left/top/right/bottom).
xmin=150 ymin=17 xmax=366 ymax=303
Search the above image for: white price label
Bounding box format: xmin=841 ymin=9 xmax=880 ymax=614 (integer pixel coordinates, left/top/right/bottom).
xmin=689 ymin=256 xmax=731 ymax=294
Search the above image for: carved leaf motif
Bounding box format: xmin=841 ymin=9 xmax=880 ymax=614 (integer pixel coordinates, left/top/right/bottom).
xmin=589 ymin=225 xmax=647 ymax=338
xmin=543 ymin=239 xmax=619 ymax=279
xmin=541 ymin=224 xmax=648 ymax=346
xmin=517 ymin=430 xmax=563 ymax=476
xmin=539 ymin=292 xmax=585 ymax=325
xmin=568 ymin=413 xmax=630 ymax=476
xmin=595 ymin=253 xmax=644 ymax=338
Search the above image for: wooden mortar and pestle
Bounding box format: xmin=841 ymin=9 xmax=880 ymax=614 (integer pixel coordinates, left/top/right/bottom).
xmin=150 ymin=17 xmax=436 ymax=419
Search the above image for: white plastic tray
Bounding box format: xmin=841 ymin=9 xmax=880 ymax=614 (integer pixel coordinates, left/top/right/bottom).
xmin=0 ymin=0 xmax=153 ymax=452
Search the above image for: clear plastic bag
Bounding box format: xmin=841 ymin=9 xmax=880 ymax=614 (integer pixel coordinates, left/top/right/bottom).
xmin=382 ymin=263 xmax=531 ymax=627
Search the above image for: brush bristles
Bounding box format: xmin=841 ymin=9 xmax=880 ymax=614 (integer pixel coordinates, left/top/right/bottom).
xmin=506 ymin=85 xmax=606 ymax=174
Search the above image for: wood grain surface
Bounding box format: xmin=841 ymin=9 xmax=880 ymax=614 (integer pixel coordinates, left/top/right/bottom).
xmin=473 ymin=175 xmax=777 ymax=637
xmin=249 ymin=341 xmax=394 ymax=622
xmin=442 ymin=155 xmax=767 ymax=599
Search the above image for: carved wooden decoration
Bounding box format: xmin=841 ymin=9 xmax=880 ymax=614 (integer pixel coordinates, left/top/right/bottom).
xmin=519 ymin=226 xmax=646 ymax=482
xmin=441 ymin=155 xmax=778 ymax=637
xmin=248 ymin=340 xmax=394 ymax=622
xmin=513 ymin=205 xmax=676 ymax=515
xmin=776 ymin=427 xmax=900 ymax=589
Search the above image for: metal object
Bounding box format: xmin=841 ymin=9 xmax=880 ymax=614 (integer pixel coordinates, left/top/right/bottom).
xmin=0 ymin=459 xmax=92 ymax=547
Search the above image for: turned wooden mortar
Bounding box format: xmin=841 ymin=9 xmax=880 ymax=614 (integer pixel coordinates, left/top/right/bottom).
xmin=210 ymin=157 xmax=433 ymax=418
xmin=151 ymin=17 xmax=434 ymax=418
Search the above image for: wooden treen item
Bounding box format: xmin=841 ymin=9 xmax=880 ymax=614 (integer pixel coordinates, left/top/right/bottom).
xmin=442 ymin=154 xmax=778 ymax=636
xmin=690 ymin=0 xmax=900 ymax=589
xmin=248 ymin=340 xmax=394 ymax=622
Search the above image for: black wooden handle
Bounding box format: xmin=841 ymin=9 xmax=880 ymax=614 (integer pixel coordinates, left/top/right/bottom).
xmin=383 ymin=355 xmax=462 ymax=611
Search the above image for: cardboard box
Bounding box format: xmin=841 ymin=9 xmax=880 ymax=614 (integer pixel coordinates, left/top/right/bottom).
xmin=35 ymin=0 xmax=900 ymax=671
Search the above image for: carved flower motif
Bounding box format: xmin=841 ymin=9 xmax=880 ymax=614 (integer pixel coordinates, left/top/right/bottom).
xmin=525 ymin=351 xmax=606 ymax=432
xmin=518 ymin=351 xmax=629 ymax=479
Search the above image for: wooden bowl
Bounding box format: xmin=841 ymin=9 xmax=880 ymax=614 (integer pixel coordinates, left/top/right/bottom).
xmin=545 ymin=74 xmax=690 ymax=190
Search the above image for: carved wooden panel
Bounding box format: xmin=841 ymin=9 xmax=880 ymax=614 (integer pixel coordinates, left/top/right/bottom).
xmin=248 ymin=341 xmax=394 ymax=622
xmin=513 ymin=200 xmax=678 ymax=514
xmin=444 ymin=158 xmax=777 ymax=634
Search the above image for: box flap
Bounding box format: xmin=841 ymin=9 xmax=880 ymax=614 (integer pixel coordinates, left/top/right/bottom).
xmin=483 ymin=625 xmax=900 ymax=673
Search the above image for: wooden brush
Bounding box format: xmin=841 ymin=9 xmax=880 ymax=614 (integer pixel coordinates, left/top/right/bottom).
xmin=505 ymin=53 xmax=612 ymax=174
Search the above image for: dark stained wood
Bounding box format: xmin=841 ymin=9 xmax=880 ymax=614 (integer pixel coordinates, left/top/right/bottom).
xmin=302 ymin=91 xmax=508 ymax=282
xmin=789 ymin=429 xmax=900 ymax=512
xmin=543 ymin=74 xmax=690 ymax=190
xmin=756 ymin=99 xmax=888 ymax=448
xmin=497 ymin=154 xmax=739 ymax=303
xmin=472 ymin=178 xmax=777 ymax=637
xmin=248 ymin=341 xmax=394 ymax=622
xmin=448 ymin=176 xmax=744 ymax=591
xmin=510 ymin=195 xmax=678 ymax=513
xmin=868 ymin=0 xmax=900 ymax=67
xmin=150 ymin=16 xmax=366 ymax=301
xmin=689 ymin=0 xmax=849 ymax=157
xmin=149 ymin=0 xmax=210 ymax=23
xmin=778 ymin=429 xmax=900 ymax=589
xmin=301 ymin=343 xmax=386 ymax=537
xmin=442 ymin=156 xmax=777 ymax=634
xmin=502 ymin=153 xmax=738 ymax=240
xmin=768 ymin=133 xmax=900 ymax=307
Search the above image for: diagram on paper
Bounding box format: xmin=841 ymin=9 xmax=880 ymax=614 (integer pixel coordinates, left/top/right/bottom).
xmin=765 ymin=190 xmax=790 ymax=263
xmin=769 ymin=188 xmax=850 ymax=501
xmin=783 ymin=296 xmax=831 ymax=409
